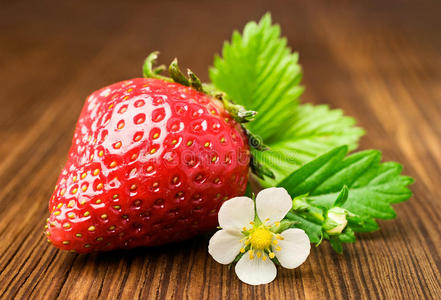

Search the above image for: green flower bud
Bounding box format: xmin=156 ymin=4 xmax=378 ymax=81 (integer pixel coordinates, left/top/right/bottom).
xmin=325 ymin=207 xmax=348 ymax=235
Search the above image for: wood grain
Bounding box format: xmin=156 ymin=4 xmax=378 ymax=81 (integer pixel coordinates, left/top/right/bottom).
xmin=0 ymin=0 xmax=440 ymax=299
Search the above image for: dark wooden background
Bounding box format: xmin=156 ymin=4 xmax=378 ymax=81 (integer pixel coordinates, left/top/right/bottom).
xmin=1 ymin=0 xmax=440 ymax=299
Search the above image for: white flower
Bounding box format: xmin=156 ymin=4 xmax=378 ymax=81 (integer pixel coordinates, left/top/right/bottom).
xmin=208 ymin=187 xmax=311 ymax=285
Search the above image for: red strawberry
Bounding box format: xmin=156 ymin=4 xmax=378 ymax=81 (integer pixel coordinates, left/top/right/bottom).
xmin=46 ymin=78 xmax=250 ymax=253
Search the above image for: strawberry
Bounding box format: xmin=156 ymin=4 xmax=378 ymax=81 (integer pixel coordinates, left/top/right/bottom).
xmin=46 ymin=77 xmax=250 ymax=253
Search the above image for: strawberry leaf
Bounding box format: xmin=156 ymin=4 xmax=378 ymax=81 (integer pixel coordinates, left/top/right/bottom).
xmin=210 ymin=13 xmax=303 ymax=140
xmin=280 ymin=146 xmax=413 ymax=250
xmin=255 ymin=104 xmax=364 ymax=186
xmin=210 ymin=14 xmax=364 ymax=184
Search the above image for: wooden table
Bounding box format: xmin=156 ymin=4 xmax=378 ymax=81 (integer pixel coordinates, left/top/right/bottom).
xmin=1 ymin=1 xmax=440 ymax=299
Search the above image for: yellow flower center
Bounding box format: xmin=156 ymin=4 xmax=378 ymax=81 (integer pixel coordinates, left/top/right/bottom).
xmin=249 ymin=227 xmax=273 ymax=250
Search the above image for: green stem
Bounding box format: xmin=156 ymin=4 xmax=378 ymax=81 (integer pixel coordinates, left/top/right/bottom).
xmin=250 ymin=155 xmax=275 ymax=179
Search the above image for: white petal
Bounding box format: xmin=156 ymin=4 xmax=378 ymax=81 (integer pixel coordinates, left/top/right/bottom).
xmin=218 ymin=196 xmax=255 ymax=230
xmin=275 ymin=228 xmax=311 ymax=269
xmin=235 ymin=251 xmax=277 ymax=285
xmin=208 ymin=229 xmax=243 ymax=264
xmin=256 ymin=187 xmax=292 ymax=224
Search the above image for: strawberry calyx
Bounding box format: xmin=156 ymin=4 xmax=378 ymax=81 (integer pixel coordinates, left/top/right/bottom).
xmin=143 ymin=52 xmax=257 ymax=124
xmin=143 ymin=51 xmax=274 ymax=180
xmin=142 ymin=51 xmax=170 ymax=82
xmin=208 ymin=90 xmax=257 ymax=124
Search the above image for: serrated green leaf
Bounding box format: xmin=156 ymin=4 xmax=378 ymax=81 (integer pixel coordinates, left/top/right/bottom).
xmin=254 ymin=104 xmax=364 ymax=186
xmin=279 ymin=146 xmax=413 ymax=235
xmin=210 ymin=14 xmax=364 ymax=184
xmin=210 ymin=13 xmax=303 ymax=140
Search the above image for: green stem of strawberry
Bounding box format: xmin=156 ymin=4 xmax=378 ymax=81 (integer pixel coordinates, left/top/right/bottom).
xmin=244 ymin=127 xmax=275 ymax=179
xmin=241 ymin=127 xmax=270 ymax=151
xmin=250 ymin=155 xmax=275 ymax=179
